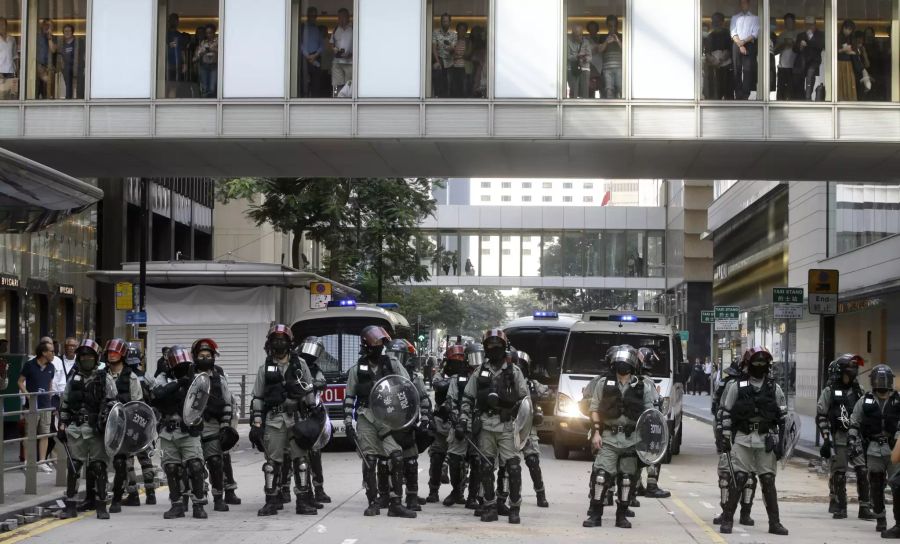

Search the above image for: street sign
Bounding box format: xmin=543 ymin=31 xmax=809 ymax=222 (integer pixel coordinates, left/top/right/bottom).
xmin=678 ymin=331 xmax=689 ymax=342
xmin=714 ymin=306 xmax=740 ymax=331
xmin=773 ymin=287 xmax=804 ymax=304
xmin=808 ymin=269 xmax=839 ymax=315
xmin=115 ymin=282 xmax=134 ymax=311
xmin=309 ymin=282 xmax=333 ymax=309
xmin=700 ymin=310 xmax=715 ymax=324
xmin=125 ymin=311 xmax=147 ymax=325
xmin=773 ymin=287 xmax=804 ymax=319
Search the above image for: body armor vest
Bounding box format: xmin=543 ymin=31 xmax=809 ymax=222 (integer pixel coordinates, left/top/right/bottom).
xmin=355 ymin=356 xmax=395 ymax=405
xmin=474 ymin=364 xmax=519 ymax=418
xmin=598 ymin=377 xmax=645 ymax=422
xmin=731 ymin=378 xmax=780 ymax=433
xmin=860 ymin=392 xmax=900 ymax=445
xmin=827 ymin=383 xmax=862 ymax=432
xmin=155 ymin=374 xmax=188 ymax=417
xmin=205 ymin=369 xmax=228 ymax=420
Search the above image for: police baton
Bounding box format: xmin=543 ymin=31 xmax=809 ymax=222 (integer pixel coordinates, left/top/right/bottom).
xmin=725 ymin=450 xmax=737 ymax=487
xmin=346 ymin=427 xmax=371 ymax=470
xmin=465 ymin=436 xmax=492 ymax=465
xmin=59 ymin=436 xmax=79 ymax=475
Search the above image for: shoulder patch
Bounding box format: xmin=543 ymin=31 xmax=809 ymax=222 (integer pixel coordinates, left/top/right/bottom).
xmin=265 ymin=365 xmax=277 ymax=372
xmin=359 ymin=365 xmax=368 ymax=371
xmin=459 ymin=376 xmax=468 ymax=382
xmin=739 ymin=381 xmax=749 ymax=387
xmin=834 ymin=389 xmax=843 ymax=397
xmin=606 ymin=380 xmax=616 ymax=386
xmin=865 ymin=398 xmax=875 ymax=404
xmin=480 ymin=370 xmax=491 ymax=378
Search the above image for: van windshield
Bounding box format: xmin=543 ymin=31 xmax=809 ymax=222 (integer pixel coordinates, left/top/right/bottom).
xmin=506 ymin=327 xmax=569 ymax=383
xmin=291 ymin=316 xmax=405 ymax=377
xmin=562 ymin=331 xmax=671 ymax=377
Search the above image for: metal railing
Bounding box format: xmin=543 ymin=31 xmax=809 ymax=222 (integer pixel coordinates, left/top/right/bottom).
xmin=0 ymin=391 xmax=68 ymax=504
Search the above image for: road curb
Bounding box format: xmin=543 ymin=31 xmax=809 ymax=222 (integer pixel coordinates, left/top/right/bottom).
xmin=683 ymin=407 xmax=818 ymax=461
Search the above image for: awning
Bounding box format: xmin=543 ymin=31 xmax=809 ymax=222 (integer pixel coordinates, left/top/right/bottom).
xmin=0 ymin=146 xmax=103 ymax=232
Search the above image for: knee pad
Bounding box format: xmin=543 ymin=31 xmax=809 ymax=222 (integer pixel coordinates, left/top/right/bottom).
xmin=112 ymin=456 xmax=127 ymax=473
xmin=506 ymin=457 xmax=521 ymax=474
xmin=405 ymin=457 xmax=418 ymax=469
xmin=365 ymin=455 xmax=380 ymax=470
xmin=89 ymin=461 xmax=106 ymax=478
xmin=718 ymin=474 xmax=730 ymax=490
xmin=207 ymin=455 xmax=223 ymax=472
xmin=187 ymin=458 xmax=205 ymax=476
xmin=593 ymin=471 xmax=608 ymax=498
xmin=758 ymin=473 xmax=775 ymax=488
xmin=71 ymin=459 xmax=84 ymax=475
xmin=262 ymin=462 xmax=275 ymax=475
xmin=524 ymin=454 xmax=540 ymax=470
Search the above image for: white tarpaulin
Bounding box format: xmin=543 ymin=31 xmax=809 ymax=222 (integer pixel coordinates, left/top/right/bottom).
xmin=146 ymin=286 xmax=275 ymax=326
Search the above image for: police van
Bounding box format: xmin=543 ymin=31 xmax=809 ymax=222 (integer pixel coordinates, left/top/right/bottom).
xmin=504 ymin=312 xmax=579 ymax=440
xmin=553 ymin=310 xmax=684 ymax=462
xmin=290 ymin=300 xmax=412 ymax=438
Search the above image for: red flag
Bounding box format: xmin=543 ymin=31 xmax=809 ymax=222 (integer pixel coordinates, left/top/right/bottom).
xmin=600 ymin=190 xmax=611 ymax=206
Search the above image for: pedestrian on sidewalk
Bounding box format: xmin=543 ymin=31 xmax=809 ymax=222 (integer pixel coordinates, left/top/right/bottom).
xmin=17 ymin=341 xmax=56 ymax=472
xmin=703 ymin=357 xmax=713 ymax=395
xmin=691 ymin=358 xmax=705 ymax=395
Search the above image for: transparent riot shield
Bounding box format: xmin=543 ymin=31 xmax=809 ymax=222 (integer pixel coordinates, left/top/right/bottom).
xmin=369 ymin=375 xmax=420 ymax=431
xmin=104 ymin=402 xmax=127 ymax=458
xmin=780 ymin=412 xmax=802 ymax=468
xmin=513 ymin=397 xmax=534 ymax=451
xmin=635 ymin=408 xmax=670 ymax=465
xmin=183 ymin=373 xmax=211 ymax=426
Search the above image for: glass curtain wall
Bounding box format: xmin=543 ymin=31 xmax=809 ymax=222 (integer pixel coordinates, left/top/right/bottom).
xmin=292 ymin=0 xmax=353 ymax=98
xmin=27 ymin=0 xmax=87 ymax=100
xmin=428 ymin=0 xmax=488 ymax=98
xmin=836 ymin=0 xmax=894 ymax=102
xmin=827 ymin=182 xmax=900 ymax=255
xmin=770 ymin=1 xmax=829 ymax=101
xmin=480 ymin=234 xmax=500 ymax=275
xmin=521 ymin=234 xmax=541 ymax=277
xmin=0 ymin=0 xmax=21 ymax=100
xmin=157 ymin=0 xmax=219 ymax=99
xmin=501 ymin=234 xmax=521 ymax=276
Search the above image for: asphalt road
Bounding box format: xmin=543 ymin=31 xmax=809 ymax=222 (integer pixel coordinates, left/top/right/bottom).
xmin=2 ymin=415 xmax=884 ymax=544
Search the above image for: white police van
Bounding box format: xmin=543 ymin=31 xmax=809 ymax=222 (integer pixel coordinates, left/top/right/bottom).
xmin=553 ymin=310 xmax=684 ymax=462
xmin=504 ymin=311 xmax=580 ymax=439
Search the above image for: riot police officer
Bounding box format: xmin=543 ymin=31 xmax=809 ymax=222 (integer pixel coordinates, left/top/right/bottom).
xmin=249 ymin=325 xmax=319 ymax=517
xmin=100 ymin=338 xmax=144 ymax=514
xmin=151 ymin=346 xmax=209 ymax=519
xmin=386 ymin=339 xmax=432 ymax=512
xmin=58 ymin=339 xmax=109 ymax=520
xmin=297 ymin=336 xmax=331 ymax=505
xmin=816 ymin=354 xmax=876 ymax=520
xmin=123 ymin=343 xmax=159 ymax=507
xmin=460 ymin=329 xmax=529 ymax=524
xmin=712 ymin=358 xmax=756 ymax=527
xmin=635 ymin=347 xmax=671 ymax=500
xmin=343 ymin=325 xmax=417 ymax=518
xmin=426 ymin=347 xmax=460 ymax=503
xmin=718 ymin=347 xmax=789 ymax=536
xmin=445 ymin=343 xmax=483 ymax=509
xmin=498 ymin=350 xmax=549 ymax=508
xmin=191 ymin=338 xmax=236 ymax=513
xmin=583 ymin=345 xmax=655 ymax=529
xmin=849 ymin=364 xmax=900 ymax=536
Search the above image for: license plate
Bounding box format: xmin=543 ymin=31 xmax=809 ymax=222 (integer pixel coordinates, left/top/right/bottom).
xmin=332 ymin=422 xmax=346 ymax=436
xmin=323 ymin=385 xmax=346 ymax=404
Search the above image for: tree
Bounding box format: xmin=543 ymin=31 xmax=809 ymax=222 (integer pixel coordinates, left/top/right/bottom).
xmin=508 ymin=290 xmax=542 ymax=318
xmin=217 ymin=178 xmax=443 ymax=300
xmin=457 ymin=289 xmax=508 ymax=338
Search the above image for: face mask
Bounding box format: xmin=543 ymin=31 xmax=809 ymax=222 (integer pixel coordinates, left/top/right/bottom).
xmin=78 ymin=357 xmax=97 ymax=373
xmin=486 ymin=347 xmax=505 ymax=361
xmin=749 ymin=365 xmax=767 ymax=379
xmin=270 ymin=339 xmax=290 ymax=356
xmin=195 ymin=356 xmax=214 ymax=371
xmin=615 ymin=361 xmax=633 ymax=376
xmin=365 ymin=344 xmax=384 ymax=359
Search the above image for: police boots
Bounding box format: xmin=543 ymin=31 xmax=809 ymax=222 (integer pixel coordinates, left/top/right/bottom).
xmin=480 ymin=503 xmax=499 ymax=522
xmin=60 ymin=500 xmax=78 ymax=520
xmin=872 ymin=472 xmax=888 ymax=532
xmin=883 ymin=487 xmax=900 ymax=538
xmin=388 ymin=457 xmax=417 ymax=518
xmin=856 ymin=466 xmax=877 ymax=520
xmin=123 ymin=491 xmax=141 ymax=507
xmin=759 ymin=474 xmax=788 ymax=535
xmin=833 ymin=472 xmax=848 ymax=519
xmin=224 ymin=488 xmax=241 ymax=506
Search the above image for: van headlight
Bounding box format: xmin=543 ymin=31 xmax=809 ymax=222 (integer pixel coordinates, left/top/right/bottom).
xmin=557 ymin=393 xmax=582 ymax=418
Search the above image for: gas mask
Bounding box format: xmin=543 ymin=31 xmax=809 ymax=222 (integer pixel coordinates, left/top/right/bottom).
xmin=77 ymin=355 xmax=97 ymax=373
xmin=748 ymin=364 xmax=768 ymax=379
xmin=171 ymin=361 xmax=192 ymax=379
xmin=485 ymin=346 xmax=506 ymax=362
xmin=444 ymin=359 xmax=463 ymax=376
xmin=269 ymin=337 xmax=290 ymax=358
xmin=195 ymin=355 xmax=215 ymax=372
xmin=615 ymin=361 xmax=634 ymax=376
xmin=364 ymin=343 xmax=384 ymax=360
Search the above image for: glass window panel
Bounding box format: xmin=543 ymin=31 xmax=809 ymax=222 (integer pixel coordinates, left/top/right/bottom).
xmin=292 ymin=0 xmax=353 ymax=98
xmin=604 ymin=230 xmax=627 ymax=276
xmin=541 ymin=233 xmax=562 ymax=276
xmin=0 ymin=2 xmax=21 ymax=100
xmin=223 ymin=0 xmax=284 ymax=98
xmin=565 ymin=0 xmax=625 ymax=99
xmin=359 ymin=0 xmax=420 ymax=98
xmin=584 ymin=231 xmax=604 ymax=276
xmin=460 ymin=234 xmax=479 ymax=276
xmin=647 ymin=230 xmax=665 ymax=277
xmin=158 ymin=0 xmax=219 ymax=99
xmin=427 ymin=0 xmax=488 ymax=98
xmin=828 ymin=182 xmax=900 ymax=255
xmin=701 ymin=0 xmax=763 ymax=100
xmin=480 ymin=234 xmax=500 ymax=276
xmin=27 ymin=0 xmax=87 ymax=100
xmin=562 ymin=231 xmax=583 ymax=276
xmin=770 ymin=2 xmax=828 ymax=101
xmin=495 ymin=0 xmax=558 ymax=98
xmin=836 ymin=0 xmax=893 ymax=102
xmin=521 ymin=233 xmax=541 ymax=277
xmin=626 ymin=230 xmax=645 ymax=277
xmin=501 ymin=235 xmax=521 ymax=276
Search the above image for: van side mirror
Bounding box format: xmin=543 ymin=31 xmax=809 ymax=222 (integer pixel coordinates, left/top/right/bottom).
xmin=546 ymin=356 xmax=560 ymax=375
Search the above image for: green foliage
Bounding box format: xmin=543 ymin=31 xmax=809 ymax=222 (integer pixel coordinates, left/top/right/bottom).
xmin=508 ymin=290 xmax=542 ymax=318
xmin=456 ymin=289 xmax=508 ymax=338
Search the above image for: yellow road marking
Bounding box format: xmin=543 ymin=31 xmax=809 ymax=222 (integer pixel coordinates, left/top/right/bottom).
xmin=671 ymin=496 xmax=728 ymax=544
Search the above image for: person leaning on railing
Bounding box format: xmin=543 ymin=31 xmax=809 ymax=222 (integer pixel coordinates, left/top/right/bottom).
xmin=17 ymin=341 xmax=57 ymax=472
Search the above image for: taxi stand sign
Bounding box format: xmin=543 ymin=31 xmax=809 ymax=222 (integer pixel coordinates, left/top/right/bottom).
xmin=714 ymin=306 xmax=740 ymax=331
xmin=773 ymin=287 xmax=804 ymax=320
xmin=808 ymin=269 xmax=839 ymax=315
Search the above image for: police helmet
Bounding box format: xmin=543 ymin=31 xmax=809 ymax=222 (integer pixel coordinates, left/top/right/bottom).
xmin=870 ymin=364 xmax=895 ymax=392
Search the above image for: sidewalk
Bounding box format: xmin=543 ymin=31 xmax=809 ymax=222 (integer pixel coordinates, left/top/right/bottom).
xmin=681 ymin=392 xmax=820 ymax=460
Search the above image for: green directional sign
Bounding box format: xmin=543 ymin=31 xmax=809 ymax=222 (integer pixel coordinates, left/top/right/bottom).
xmin=773 ymin=287 xmax=804 ymax=304
xmin=700 ymin=310 xmax=715 ymax=324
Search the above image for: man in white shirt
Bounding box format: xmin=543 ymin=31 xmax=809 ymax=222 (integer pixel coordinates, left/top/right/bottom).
xmin=730 ymin=0 xmax=760 ymax=100
xmin=55 ymin=337 xmax=78 ymax=388
xmin=0 ymin=17 xmax=19 ymax=100
xmin=330 ymin=8 xmax=353 ymax=96
xmin=773 ymin=13 xmax=798 ymax=100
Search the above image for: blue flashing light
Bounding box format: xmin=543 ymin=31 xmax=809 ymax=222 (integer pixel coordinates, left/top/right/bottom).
xmin=533 ymin=310 xmax=559 ymax=319
xmin=613 ymin=314 xmax=638 ymax=322
xmin=328 ymin=299 xmax=357 ymax=308
xmin=376 ymin=303 xmax=400 ymax=310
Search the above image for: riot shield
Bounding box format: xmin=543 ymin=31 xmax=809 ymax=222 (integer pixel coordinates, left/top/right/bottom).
xmin=369 ymin=375 xmax=420 ymax=431
xmin=312 ymin=407 xmax=332 ymax=451
xmin=635 ymin=408 xmax=670 ymax=465
xmin=513 ymin=397 xmax=534 ymax=451
xmin=780 ymin=412 xmax=802 ymax=468
xmin=183 ymin=373 xmax=211 ymax=426
xmin=104 ymin=402 xmax=126 ymax=458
